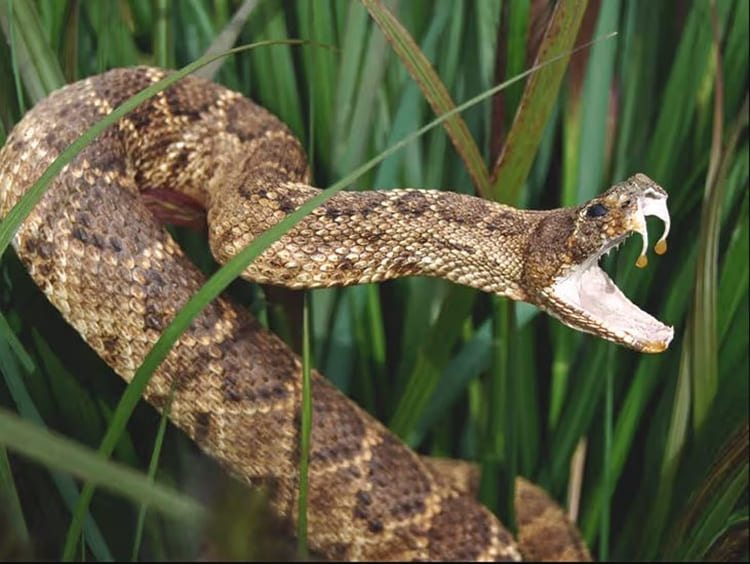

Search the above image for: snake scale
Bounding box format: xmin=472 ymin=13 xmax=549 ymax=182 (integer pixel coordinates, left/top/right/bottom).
xmin=0 ymin=67 xmax=673 ymax=560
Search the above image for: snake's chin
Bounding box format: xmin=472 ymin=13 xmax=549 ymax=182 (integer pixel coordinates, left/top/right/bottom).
xmin=546 ymin=236 xmax=674 ymax=353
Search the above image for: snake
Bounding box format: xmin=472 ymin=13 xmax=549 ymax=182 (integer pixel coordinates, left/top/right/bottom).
xmin=0 ymin=67 xmax=673 ymax=560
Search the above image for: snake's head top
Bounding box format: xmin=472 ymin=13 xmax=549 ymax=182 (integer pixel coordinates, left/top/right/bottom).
xmin=524 ymin=173 xmax=673 ymax=353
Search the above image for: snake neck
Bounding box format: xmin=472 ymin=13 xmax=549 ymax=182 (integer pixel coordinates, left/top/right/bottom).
xmin=207 ymin=157 xmax=540 ymax=301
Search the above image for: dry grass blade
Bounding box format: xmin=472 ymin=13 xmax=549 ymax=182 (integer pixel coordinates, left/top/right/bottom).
xmin=490 ymin=0 xmax=588 ymax=204
xmin=666 ymin=423 xmax=749 ymax=557
xmin=194 ymin=0 xmax=259 ymax=80
xmin=362 ymin=0 xmax=491 ymax=195
xmin=567 ymin=438 xmax=587 ymax=523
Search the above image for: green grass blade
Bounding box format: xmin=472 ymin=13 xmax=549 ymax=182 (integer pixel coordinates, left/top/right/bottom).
xmin=722 ymin=0 xmax=748 ymax=115
xmin=28 ymin=329 xmax=113 ymax=451
xmin=672 ymin=423 xmax=749 ymax=560
xmin=245 ymin=3 xmax=304 ymax=139
xmin=364 ymin=285 xmax=386 ymax=382
xmin=296 ymin=0 xmax=336 ymax=163
xmin=475 ymin=0 xmax=502 ymax=97
xmin=636 ymin=93 xmax=748 ymax=559
xmin=575 ymin=0 xmax=618 ymax=201
xmin=334 ymin=6 xmax=389 ymax=177
xmin=599 ymin=347 xmax=614 ymax=560
xmin=702 ymin=512 xmax=749 ymax=561
xmin=373 ymin=5 xmax=446 ymax=188
xmin=188 ymin=0 xmax=215 ymax=35
xmin=0 ymin=408 xmax=204 ymax=522
xmin=480 ymin=297 xmax=516 ymax=530
xmin=58 ymin=0 xmax=79 ymax=82
xmin=410 ymin=320 xmax=492 ymax=444
xmin=130 ymin=391 xmax=174 ymax=562
xmin=332 ymin=1 xmax=369 ymax=167
xmin=512 ymin=321 xmax=540 ymax=476
xmin=296 ymin=292 xmax=312 ymax=558
xmin=502 ymin=1 xmax=531 ymax=120
xmin=6 ymin=0 xmax=25 ymax=116
xmin=580 ymin=252 xmax=699 ymax=542
xmin=362 ymin=0 xmax=491 ymax=195
xmin=318 ymin=289 xmax=355 ymax=392
xmin=644 ymin=334 xmax=708 ymax=554
xmin=717 ymin=187 xmax=748 ymax=344
xmin=0 ymin=319 xmax=113 ymax=560
xmin=0 ymin=0 xmax=65 ymax=102
xmin=0 ymin=445 xmax=28 ymax=543
xmin=389 ymin=285 xmax=475 ymax=440
xmin=347 ymin=286 xmax=378 ymax=412
xmin=546 ymin=341 xmax=607 ymax=487
xmin=153 ymin=0 xmax=171 ymax=69
xmin=423 ymin=0 xmax=463 ymax=190
xmin=0 ymin=312 xmax=34 ymax=373
xmin=645 ymin=0 xmax=733 ymax=184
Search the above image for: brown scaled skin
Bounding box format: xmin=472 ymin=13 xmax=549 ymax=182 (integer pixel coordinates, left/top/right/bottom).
xmin=522 ymin=208 xmax=579 ymax=292
xmin=210 ymin=170 xmax=671 ymax=354
xmin=0 ymin=66 xmax=672 ymax=561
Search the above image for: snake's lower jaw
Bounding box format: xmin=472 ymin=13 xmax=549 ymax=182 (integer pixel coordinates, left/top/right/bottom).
xmin=542 ymin=261 xmax=674 ymax=353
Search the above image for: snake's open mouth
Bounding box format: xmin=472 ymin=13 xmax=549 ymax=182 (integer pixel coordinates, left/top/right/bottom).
xmin=546 ymin=189 xmax=674 ymax=353
xmin=550 ymin=245 xmax=674 ymax=353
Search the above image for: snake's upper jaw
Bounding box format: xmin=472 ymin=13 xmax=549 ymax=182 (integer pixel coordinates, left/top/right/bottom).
xmin=543 ymin=184 xmax=674 ymax=353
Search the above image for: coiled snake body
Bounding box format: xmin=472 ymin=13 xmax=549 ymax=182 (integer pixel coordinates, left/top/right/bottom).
xmin=0 ymin=68 xmax=673 ymax=560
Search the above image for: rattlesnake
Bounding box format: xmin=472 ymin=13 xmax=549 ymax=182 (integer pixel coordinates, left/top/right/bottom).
xmin=0 ymin=67 xmax=673 ymax=560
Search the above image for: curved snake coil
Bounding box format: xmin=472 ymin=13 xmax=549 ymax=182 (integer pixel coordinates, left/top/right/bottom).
xmin=0 ymin=67 xmax=673 ymax=560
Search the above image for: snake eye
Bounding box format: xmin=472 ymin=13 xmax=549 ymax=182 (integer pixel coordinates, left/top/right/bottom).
xmin=586 ymin=203 xmax=608 ymax=218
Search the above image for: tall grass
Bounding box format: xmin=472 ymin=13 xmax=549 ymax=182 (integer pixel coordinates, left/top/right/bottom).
xmin=0 ymin=0 xmax=747 ymax=561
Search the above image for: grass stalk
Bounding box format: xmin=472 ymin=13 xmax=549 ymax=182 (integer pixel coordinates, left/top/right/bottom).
xmin=130 ymin=390 xmax=174 ymax=562
xmin=296 ymin=291 xmax=313 ymax=558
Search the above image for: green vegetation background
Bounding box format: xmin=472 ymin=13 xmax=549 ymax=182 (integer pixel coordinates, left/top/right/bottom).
xmin=0 ymin=0 xmax=747 ymax=561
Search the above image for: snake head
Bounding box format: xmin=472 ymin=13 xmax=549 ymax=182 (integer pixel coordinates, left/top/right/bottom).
xmin=525 ymin=173 xmax=673 ymax=353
